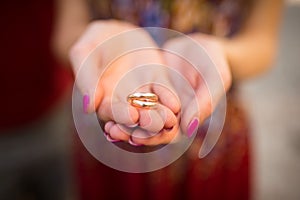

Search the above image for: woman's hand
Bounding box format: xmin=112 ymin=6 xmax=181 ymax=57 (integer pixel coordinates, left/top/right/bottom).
xmin=163 ymin=33 xmax=232 ymax=137
xmin=69 ymin=20 xmax=180 ymax=145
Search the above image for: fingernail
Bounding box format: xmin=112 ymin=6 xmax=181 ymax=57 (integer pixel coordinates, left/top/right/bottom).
xmin=187 ymin=118 xmax=199 ymax=138
xmin=105 ymin=133 xmax=120 ymax=143
xmin=128 ymin=138 xmax=142 ymax=146
xmin=83 ymin=95 xmax=90 ymax=114
xmin=127 ymin=123 xmax=139 ymax=128
xmin=104 ymin=121 xmax=114 ymax=133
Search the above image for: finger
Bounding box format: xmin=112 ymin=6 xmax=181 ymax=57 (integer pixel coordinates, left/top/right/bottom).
xmin=152 ymin=83 xmax=180 ymax=114
xmin=108 ymin=123 xmax=131 ymax=141
xmin=130 ymin=124 xmax=180 ymax=146
xmin=70 ymin=39 xmax=105 ymax=113
xmin=70 ymin=22 xmax=130 ymax=114
xmin=156 ymin=104 xmax=177 ymax=129
xmin=138 ymin=109 xmax=164 ymax=133
xmin=180 ymin=84 xmax=212 ymax=138
xmin=133 ymin=85 xmax=164 ymax=133
xmin=137 ymin=103 xmax=176 ymax=132
xmin=180 ymin=97 xmax=200 ymax=138
xmin=104 ymin=121 xmax=115 ymax=133
xmin=98 ymin=97 xmax=139 ymax=125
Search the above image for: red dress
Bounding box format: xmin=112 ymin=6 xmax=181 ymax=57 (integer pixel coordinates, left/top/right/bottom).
xmin=74 ymin=91 xmax=250 ymax=200
xmin=74 ymin=1 xmax=252 ymax=199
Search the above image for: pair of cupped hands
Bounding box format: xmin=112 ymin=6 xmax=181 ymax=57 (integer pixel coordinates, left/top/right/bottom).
xmin=70 ymin=20 xmax=232 ymax=146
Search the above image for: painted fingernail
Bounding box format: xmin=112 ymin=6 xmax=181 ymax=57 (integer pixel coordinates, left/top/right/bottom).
xmin=83 ymin=95 xmax=90 ymax=114
xmin=105 ymin=133 xmax=120 ymax=143
xmin=127 ymin=123 xmax=139 ymax=128
xmin=187 ymin=118 xmax=199 ymax=138
xmin=128 ymin=138 xmax=142 ymax=146
xmin=104 ymin=121 xmax=114 ymax=133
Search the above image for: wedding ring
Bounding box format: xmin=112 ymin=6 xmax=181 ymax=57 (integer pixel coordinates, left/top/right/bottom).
xmin=130 ymin=99 xmax=157 ymax=108
xmin=127 ymin=92 xmax=158 ymax=109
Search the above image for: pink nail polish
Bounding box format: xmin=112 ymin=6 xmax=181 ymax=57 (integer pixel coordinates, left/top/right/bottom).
xmin=104 ymin=121 xmax=114 ymax=133
xmin=105 ymin=134 xmax=120 ymax=143
xmin=127 ymin=123 xmax=139 ymax=128
xmin=83 ymin=95 xmax=90 ymax=113
xmin=128 ymin=138 xmax=142 ymax=146
xmin=187 ymin=118 xmax=199 ymax=138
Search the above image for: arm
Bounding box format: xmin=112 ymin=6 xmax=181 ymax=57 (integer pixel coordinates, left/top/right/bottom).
xmin=222 ymin=0 xmax=284 ymax=81
xmin=162 ymin=0 xmax=284 ymax=135
xmin=51 ymin=0 xmax=90 ymax=64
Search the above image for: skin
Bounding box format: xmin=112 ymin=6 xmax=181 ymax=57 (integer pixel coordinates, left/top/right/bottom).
xmin=69 ymin=20 xmax=181 ymax=145
xmin=52 ymin=0 xmax=283 ymax=146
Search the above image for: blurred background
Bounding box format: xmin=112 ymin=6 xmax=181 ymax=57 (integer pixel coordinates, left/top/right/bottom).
xmin=240 ymin=0 xmax=300 ymax=199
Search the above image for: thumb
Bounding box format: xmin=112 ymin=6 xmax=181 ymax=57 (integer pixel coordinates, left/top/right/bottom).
xmin=181 ymin=81 xmax=215 ymax=138
xmin=70 ymin=42 xmax=104 ymax=114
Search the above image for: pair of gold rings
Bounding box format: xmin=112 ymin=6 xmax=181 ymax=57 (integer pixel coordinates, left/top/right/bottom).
xmin=127 ymin=92 xmax=158 ymax=109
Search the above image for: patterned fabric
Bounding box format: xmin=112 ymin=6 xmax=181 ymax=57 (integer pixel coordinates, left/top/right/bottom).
xmin=75 ymin=91 xmax=250 ymax=200
xmin=75 ymin=1 xmax=252 ymax=199
xmin=90 ymin=0 xmax=253 ymax=36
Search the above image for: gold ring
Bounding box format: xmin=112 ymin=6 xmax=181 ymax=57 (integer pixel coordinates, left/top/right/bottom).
xmin=127 ymin=92 xmax=158 ymax=109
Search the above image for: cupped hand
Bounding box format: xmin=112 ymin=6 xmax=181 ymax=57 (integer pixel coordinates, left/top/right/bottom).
xmin=69 ymin=20 xmax=180 ymax=145
xmin=163 ymin=33 xmax=232 ymax=137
